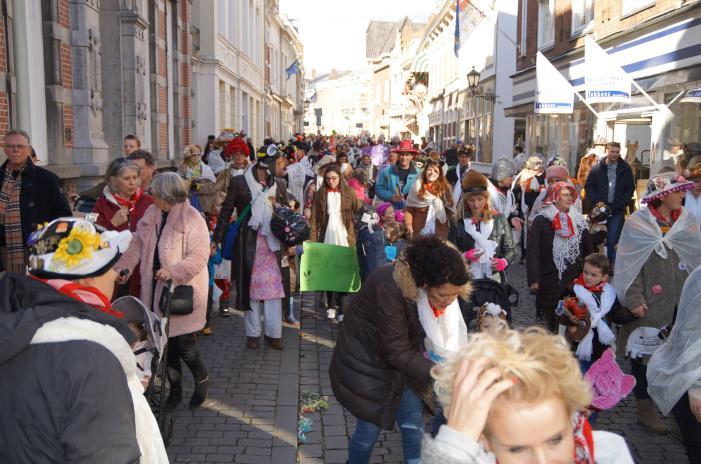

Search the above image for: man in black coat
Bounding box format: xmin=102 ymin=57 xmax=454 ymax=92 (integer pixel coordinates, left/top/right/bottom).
xmin=584 ymin=141 xmax=634 ymax=264
xmin=0 ymin=130 xmax=72 ymax=272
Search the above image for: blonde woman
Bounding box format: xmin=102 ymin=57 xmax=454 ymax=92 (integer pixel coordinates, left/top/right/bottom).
xmin=178 ymin=144 xmax=217 ymax=214
xmin=423 ymin=327 xmax=633 ymax=463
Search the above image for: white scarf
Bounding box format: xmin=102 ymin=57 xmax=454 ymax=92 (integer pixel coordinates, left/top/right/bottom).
xmin=406 ymin=180 xmax=448 ymax=233
xmin=538 ymin=205 xmax=586 ymax=279
xmin=488 ymin=181 xmax=515 ymax=218
xmin=324 ymin=192 xmax=349 ymax=246
xmin=417 ymin=289 xmax=467 ymax=362
xmin=463 ymin=218 xmax=497 ymax=279
xmin=244 ymin=165 xmax=281 ymax=252
xmin=31 ymin=317 xmax=169 ymax=463
xmin=613 ymin=207 xmax=701 ymax=305
xmin=573 ymin=283 xmax=617 ymax=361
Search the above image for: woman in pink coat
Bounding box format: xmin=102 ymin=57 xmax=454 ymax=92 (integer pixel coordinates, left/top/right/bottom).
xmin=117 ymin=172 xmax=211 ymax=411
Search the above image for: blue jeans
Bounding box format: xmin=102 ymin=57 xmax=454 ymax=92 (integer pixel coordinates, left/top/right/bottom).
xmin=606 ymin=213 xmax=625 ymax=265
xmin=348 ymin=386 xmax=424 ymax=464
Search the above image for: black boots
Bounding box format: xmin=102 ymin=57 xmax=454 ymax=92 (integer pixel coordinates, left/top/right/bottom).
xmin=189 ymin=376 xmax=210 ymax=409
xmin=165 ymin=387 xmax=182 ymax=412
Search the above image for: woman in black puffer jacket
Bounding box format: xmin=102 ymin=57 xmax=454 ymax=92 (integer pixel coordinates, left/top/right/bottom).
xmin=329 ymin=236 xmax=472 ymax=464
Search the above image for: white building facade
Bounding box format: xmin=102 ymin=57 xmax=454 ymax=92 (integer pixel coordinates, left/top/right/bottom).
xmin=414 ymin=0 xmax=517 ymax=166
xmin=192 ymin=0 xmax=272 ymax=146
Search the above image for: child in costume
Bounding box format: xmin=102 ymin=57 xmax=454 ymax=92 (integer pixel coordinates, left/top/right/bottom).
xmin=475 ymin=302 xmax=508 ymax=332
xmin=558 ymin=253 xmax=620 ymax=372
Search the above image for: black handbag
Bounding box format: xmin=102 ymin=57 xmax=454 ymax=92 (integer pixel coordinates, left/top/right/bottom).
xmin=160 ymin=283 xmax=194 ymax=315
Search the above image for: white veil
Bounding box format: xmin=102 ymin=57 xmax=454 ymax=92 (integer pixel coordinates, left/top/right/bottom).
xmin=647 ymin=264 xmax=701 ymax=415
xmin=612 ymin=207 xmax=701 ymax=305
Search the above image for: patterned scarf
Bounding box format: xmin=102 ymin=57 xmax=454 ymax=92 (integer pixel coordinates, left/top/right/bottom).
xmin=0 ymin=165 xmax=25 ymax=272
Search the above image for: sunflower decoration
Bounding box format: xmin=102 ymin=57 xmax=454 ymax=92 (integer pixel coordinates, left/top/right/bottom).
xmin=52 ymin=226 xmax=102 ymax=269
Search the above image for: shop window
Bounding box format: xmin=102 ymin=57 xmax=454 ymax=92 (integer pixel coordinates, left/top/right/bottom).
xmin=537 ymin=0 xmax=555 ymax=50
xmin=571 ymin=0 xmax=594 ymax=36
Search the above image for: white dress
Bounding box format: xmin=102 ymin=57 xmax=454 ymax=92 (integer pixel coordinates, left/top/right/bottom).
xmin=324 ymin=192 xmax=349 ymax=246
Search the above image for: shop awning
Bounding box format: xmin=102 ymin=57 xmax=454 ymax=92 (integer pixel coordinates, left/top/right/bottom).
xmin=411 ymin=51 xmax=429 ymax=73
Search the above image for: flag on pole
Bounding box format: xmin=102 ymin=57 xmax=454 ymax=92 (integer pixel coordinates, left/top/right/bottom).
xmin=454 ymin=0 xmax=460 ymax=58
xmin=680 ymin=88 xmax=701 ymax=103
xmin=584 ymin=36 xmax=631 ymax=104
xmin=286 ymin=60 xmax=300 ymax=80
xmin=534 ymin=52 xmax=574 ymax=114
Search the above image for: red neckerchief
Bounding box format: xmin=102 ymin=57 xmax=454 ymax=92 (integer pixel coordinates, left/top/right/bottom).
xmin=648 ymin=206 xmax=681 ymax=233
xmin=33 ymin=277 xmax=124 ymax=319
xmin=113 ymin=188 xmax=143 ymax=215
xmin=551 ymin=211 xmax=575 ymax=238
xmin=327 ymin=188 xmax=340 ymax=193
xmin=573 ymin=274 xmax=606 ymax=293
xmin=430 ymin=303 xmax=445 ymax=318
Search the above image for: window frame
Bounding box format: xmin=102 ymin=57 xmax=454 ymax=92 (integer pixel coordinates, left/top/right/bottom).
xmin=537 ymin=0 xmax=555 ymax=51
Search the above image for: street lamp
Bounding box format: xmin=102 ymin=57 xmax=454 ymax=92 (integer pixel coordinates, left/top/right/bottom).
xmin=467 ymin=67 xmax=481 ymax=94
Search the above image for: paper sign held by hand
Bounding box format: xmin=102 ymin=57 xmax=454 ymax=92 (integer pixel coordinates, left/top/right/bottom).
xmin=300 ymin=242 xmax=362 ymax=292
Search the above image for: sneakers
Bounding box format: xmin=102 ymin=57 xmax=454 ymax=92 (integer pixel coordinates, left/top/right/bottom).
xmin=326 ymin=307 xmax=337 ymax=320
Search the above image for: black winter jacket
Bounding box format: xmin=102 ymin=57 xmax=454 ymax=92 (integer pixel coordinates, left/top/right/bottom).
xmin=0 ymin=274 xmax=140 ymax=463
xmin=584 ymin=158 xmax=634 ymax=214
xmin=329 ymin=262 xmax=435 ymax=430
xmin=0 ymin=159 xmax=72 ymax=247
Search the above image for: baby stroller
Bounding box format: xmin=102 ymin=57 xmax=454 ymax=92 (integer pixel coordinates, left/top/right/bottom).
xmin=460 ymin=278 xmax=517 ymax=328
xmin=113 ymin=289 xmax=174 ymax=446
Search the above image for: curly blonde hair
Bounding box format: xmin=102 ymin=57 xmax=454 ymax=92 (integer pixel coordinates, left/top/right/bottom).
xmin=432 ymin=327 xmax=591 ymax=422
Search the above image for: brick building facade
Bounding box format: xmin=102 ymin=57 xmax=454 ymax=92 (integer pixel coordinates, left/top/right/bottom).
xmin=507 ymin=0 xmax=701 ymax=184
xmin=0 ymin=0 xmax=195 ymax=191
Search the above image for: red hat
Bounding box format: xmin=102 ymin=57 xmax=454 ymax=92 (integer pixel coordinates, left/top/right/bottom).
xmin=224 ymin=137 xmax=250 ymax=157
xmin=392 ymin=139 xmax=418 ymax=154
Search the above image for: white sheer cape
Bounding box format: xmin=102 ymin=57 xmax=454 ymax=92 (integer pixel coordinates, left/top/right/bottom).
xmin=647 ymin=265 xmax=701 ymax=415
xmin=612 ymin=206 xmax=701 ymax=305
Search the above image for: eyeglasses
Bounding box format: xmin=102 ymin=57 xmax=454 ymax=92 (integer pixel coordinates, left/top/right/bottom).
xmin=5 ymin=144 xmax=28 ymax=151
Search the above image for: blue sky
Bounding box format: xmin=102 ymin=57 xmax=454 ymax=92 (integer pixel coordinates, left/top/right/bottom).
xmin=280 ymin=0 xmax=438 ymax=74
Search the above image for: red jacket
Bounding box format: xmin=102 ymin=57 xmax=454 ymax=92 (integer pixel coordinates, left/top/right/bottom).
xmin=93 ymin=189 xmax=153 ymax=233
xmin=92 ymin=189 xmax=153 ymax=299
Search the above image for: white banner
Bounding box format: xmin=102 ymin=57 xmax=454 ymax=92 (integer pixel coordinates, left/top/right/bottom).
xmin=681 ymin=88 xmax=701 ymax=103
xmin=534 ymin=52 xmax=574 ymax=114
xmin=585 ymin=36 xmax=631 ymax=104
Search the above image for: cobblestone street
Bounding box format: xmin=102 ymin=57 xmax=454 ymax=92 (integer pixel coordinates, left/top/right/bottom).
xmin=166 ymin=260 xmax=689 ymax=463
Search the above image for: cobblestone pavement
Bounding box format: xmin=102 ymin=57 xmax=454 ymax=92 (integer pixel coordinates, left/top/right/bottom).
xmin=166 ymin=260 xmax=689 ymax=464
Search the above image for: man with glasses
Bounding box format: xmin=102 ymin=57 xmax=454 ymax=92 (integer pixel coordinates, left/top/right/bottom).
xmin=0 ymin=130 xmax=72 ymax=272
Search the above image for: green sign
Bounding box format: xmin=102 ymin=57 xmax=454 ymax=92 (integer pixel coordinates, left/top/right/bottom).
xmin=300 ymin=242 xmax=361 ymax=293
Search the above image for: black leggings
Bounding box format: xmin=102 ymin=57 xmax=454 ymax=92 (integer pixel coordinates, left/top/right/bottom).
xmin=630 ymin=357 xmax=650 ymax=400
xmin=326 ymin=291 xmax=346 ymax=310
xmin=672 ymin=392 xmax=701 ymax=463
xmin=167 ymin=332 xmax=208 ymax=389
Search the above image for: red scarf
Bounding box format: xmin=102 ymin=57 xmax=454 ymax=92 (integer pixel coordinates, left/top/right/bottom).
xmin=551 ymin=211 xmax=575 ymax=238
xmin=572 ymin=274 xmax=607 ymax=293
xmin=35 ymin=277 xmax=124 ymax=319
xmin=648 ymin=206 xmax=681 ymax=233
xmin=430 ymin=303 xmax=445 ymax=318
xmin=113 ymin=188 xmax=143 ymax=215
xmin=327 ymin=188 xmax=340 ymax=193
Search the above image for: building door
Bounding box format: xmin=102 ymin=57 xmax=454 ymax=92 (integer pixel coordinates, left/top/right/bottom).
xmin=607 ymin=118 xmax=652 ymax=206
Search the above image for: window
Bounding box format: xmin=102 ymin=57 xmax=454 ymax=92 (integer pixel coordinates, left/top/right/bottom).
xmin=571 ymin=0 xmax=594 ymax=36
xmin=537 ymin=0 xmax=555 ymax=50
xmin=621 ymin=0 xmax=654 ymax=17
xmin=519 ymin=0 xmax=527 ymax=57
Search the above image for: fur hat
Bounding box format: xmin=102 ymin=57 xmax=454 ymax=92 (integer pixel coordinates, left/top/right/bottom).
xmin=525 ymin=156 xmax=544 ymax=171
xmin=641 ymin=171 xmax=693 ymax=204
xmin=223 ymin=137 xmax=250 ymax=157
xmin=27 ymin=216 xmax=131 ymax=279
xmin=491 ymin=157 xmax=516 ymax=181
xmin=461 ymin=170 xmax=489 ymax=195
xmin=314 ymin=155 xmax=337 ymax=174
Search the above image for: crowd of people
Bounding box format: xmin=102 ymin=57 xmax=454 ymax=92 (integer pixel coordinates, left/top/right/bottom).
xmin=1 ymin=126 xmax=701 ymax=463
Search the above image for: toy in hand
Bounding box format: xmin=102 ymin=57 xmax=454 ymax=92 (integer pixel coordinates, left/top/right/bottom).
xmin=584 ymin=348 xmax=636 ymax=410
xmin=562 ymin=297 xmax=591 ymax=343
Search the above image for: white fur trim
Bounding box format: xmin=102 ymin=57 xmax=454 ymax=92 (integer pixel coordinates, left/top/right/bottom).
xmin=30 ymin=318 xmax=168 ymax=464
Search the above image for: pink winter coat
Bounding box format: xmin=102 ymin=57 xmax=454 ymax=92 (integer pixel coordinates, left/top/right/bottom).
xmin=117 ymin=200 xmax=210 ymax=337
